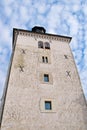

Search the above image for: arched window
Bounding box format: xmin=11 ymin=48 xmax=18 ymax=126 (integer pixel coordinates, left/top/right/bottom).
xmin=44 ymin=42 xmax=50 ymax=49
xmin=38 ymin=41 xmax=43 ymax=49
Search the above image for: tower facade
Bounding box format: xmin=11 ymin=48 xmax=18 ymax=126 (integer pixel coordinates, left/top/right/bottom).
xmin=0 ymin=27 xmax=87 ymax=130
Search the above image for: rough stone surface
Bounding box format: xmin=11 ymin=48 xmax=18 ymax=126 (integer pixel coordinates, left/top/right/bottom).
xmin=0 ymin=31 xmax=87 ymax=130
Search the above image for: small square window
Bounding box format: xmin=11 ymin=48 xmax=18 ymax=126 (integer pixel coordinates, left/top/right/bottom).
xmin=44 ymin=74 xmax=49 ymax=82
xmin=45 ymin=101 xmax=52 ymax=110
xmin=40 ymin=98 xmax=56 ymax=112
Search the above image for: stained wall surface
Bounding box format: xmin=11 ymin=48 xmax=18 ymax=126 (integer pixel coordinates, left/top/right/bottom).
xmin=1 ymin=31 xmax=87 ymax=130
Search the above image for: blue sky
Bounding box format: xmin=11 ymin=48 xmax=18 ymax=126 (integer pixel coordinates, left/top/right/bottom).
xmin=0 ymin=0 xmax=87 ymax=99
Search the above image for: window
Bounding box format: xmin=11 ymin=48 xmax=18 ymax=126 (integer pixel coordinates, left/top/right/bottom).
xmin=42 ymin=56 xmax=48 ymax=63
xmin=42 ymin=56 xmax=45 ymax=62
xmin=44 ymin=42 xmax=50 ymax=49
xmin=38 ymin=41 xmax=50 ymax=49
xmin=40 ymin=98 xmax=56 ymax=112
xmin=44 ymin=74 xmax=49 ymax=82
xmin=39 ymin=73 xmax=53 ymax=84
xmin=38 ymin=41 xmax=43 ymax=48
xmin=45 ymin=57 xmax=48 ymax=63
xmin=45 ymin=101 xmax=52 ymax=110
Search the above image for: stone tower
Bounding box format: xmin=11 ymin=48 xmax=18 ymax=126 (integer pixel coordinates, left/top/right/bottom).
xmin=0 ymin=27 xmax=87 ymax=130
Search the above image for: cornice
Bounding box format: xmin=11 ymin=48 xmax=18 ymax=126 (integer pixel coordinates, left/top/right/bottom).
xmin=14 ymin=29 xmax=71 ymax=43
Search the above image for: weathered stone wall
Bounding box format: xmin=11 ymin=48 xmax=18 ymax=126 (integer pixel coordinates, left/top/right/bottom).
xmin=1 ymin=32 xmax=87 ymax=130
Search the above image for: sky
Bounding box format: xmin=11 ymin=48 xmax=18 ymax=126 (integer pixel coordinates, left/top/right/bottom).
xmin=0 ymin=0 xmax=87 ymax=100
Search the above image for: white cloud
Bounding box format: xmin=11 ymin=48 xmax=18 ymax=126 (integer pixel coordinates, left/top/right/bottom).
xmin=67 ymin=14 xmax=79 ymax=35
xmin=80 ymin=68 xmax=87 ymax=99
xmin=70 ymin=37 xmax=79 ymax=50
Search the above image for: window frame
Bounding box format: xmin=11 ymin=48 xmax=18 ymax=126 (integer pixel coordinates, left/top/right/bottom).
xmin=40 ymin=98 xmax=56 ymax=113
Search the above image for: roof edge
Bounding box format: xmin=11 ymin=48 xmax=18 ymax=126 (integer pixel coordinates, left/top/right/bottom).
xmin=13 ymin=28 xmax=72 ymax=39
xmin=12 ymin=28 xmax=72 ymax=47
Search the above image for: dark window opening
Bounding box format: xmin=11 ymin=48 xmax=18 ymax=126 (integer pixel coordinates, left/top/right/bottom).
xmin=38 ymin=41 xmax=43 ymax=49
xmin=42 ymin=56 xmax=45 ymax=62
xmin=64 ymin=55 xmax=68 ymax=59
xmin=45 ymin=101 xmax=52 ymax=110
xmin=44 ymin=74 xmax=49 ymax=82
xmin=42 ymin=56 xmax=48 ymax=63
xmin=45 ymin=57 xmax=48 ymax=63
xmin=44 ymin=42 xmax=50 ymax=49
